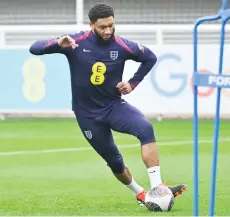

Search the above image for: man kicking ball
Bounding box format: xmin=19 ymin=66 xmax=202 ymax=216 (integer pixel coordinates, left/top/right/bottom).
xmin=29 ymin=3 xmax=186 ymax=208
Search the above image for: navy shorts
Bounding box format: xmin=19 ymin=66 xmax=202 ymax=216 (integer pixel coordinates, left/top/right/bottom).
xmin=74 ymin=100 xmax=155 ymax=167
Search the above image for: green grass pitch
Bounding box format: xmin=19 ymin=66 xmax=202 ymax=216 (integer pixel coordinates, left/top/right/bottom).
xmin=0 ymin=118 xmax=229 ymax=216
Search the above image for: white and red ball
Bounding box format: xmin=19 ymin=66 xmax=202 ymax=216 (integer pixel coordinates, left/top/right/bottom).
xmin=145 ymin=185 xmax=174 ymax=212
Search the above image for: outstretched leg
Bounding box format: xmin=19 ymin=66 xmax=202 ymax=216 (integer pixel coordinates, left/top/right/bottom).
xmin=107 ymin=101 xmax=187 ymax=203
xmin=75 ymin=114 xmax=144 ymax=196
xmin=107 ymin=101 xmax=162 ymax=188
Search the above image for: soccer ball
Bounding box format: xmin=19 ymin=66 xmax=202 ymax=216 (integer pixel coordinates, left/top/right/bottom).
xmin=144 ymin=185 xmax=174 ymax=212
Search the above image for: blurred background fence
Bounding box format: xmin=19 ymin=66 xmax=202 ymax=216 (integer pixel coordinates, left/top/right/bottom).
xmin=0 ymin=0 xmax=230 ymax=119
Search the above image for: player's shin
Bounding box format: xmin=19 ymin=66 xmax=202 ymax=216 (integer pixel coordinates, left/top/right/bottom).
xmin=114 ymin=167 xmax=144 ymax=195
xmin=141 ymin=142 xmax=162 ymax=188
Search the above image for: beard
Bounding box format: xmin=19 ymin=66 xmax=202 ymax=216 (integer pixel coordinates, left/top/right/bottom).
xmin=94 ymin=28 xmax=115 ymax=45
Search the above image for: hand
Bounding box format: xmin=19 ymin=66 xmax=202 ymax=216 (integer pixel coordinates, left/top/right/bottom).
xmin=116 ymin=81 xmax=132 ymax=95
xmin=58 ymin=36 xmax=79 ymax=49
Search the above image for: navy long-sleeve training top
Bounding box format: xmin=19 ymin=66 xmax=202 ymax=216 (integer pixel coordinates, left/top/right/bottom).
xmin=29 ymin=30 xmax=157 ymax=117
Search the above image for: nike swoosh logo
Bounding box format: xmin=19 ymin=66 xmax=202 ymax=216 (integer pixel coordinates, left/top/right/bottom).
xmin=83 ymin=49 xmax=91 ymax=52
xmin=149 ymin=171 xmax=156 ymax=173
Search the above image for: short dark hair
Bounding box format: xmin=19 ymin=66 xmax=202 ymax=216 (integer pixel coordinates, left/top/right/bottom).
xmin=88 ymin=3 xmax=114 ymax=23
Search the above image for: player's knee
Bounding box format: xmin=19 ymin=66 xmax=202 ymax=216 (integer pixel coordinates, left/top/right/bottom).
xmin=106 ymin=154 xmax=125 ymax=174
xmin=136 ymin=119 xmax=156 ymax=145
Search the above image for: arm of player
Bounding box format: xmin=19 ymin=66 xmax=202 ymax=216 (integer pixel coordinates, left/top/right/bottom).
xmin=126 ymin=40 xmax=157 ymax=90
xmin=29 ymin=35 xmax=79 ymax=55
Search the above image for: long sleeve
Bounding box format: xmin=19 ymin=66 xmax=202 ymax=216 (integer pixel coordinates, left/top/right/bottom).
xmin=29 ymin=37 xmax=67 ymax=55
xmin=29 ymin=31 xmax=85 ymax=55
xmin=123 ymin=39 xmax=157 ymax=89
